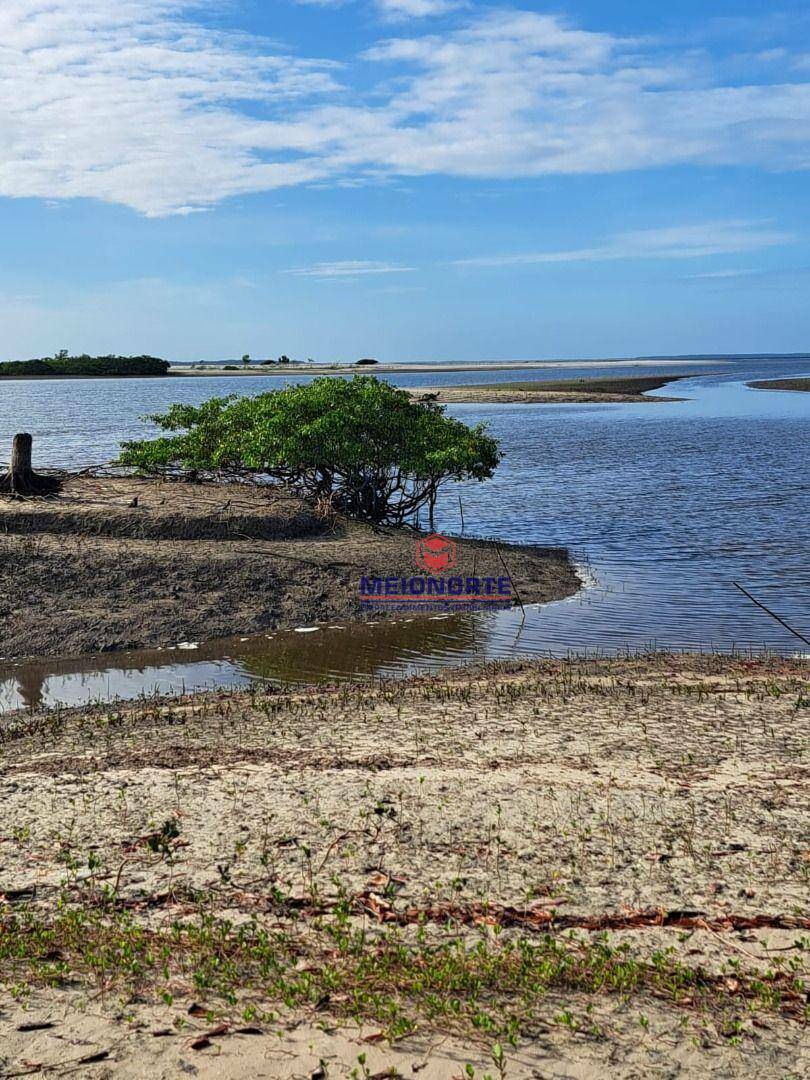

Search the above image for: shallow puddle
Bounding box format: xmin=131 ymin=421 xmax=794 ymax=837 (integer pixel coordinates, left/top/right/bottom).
xmin=1 ymin=564 xmax=805 ymax=713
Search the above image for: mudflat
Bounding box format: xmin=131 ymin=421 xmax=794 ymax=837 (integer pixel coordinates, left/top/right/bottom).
xmin=0 ymin=476 xmax=577 ymax=658
xmin=748 ymin=378 xmax=810 ymax=393
xmin=408 ymin=374 xmax=693 ymax=404
xmin=0 ymin=654 xmax=807 ymax=1077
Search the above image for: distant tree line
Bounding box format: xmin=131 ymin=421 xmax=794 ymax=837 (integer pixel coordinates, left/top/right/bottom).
xmin=226 ymin=356 xmax=378 ymax=368
xmin=0 ymin=353 xmax=170 ymax=377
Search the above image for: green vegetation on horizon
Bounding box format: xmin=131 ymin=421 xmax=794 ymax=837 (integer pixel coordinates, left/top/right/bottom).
xmin=0 ymin=353 xmax=170 ymax=378
xmin=119 ymin=375 xmax=500 ymax=525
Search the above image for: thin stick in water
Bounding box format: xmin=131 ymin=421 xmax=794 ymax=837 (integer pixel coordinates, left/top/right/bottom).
xmin=496 ymin=545 xmax=526 ymax=620
xmin=732 ymin=581 xmax=810 ymax=646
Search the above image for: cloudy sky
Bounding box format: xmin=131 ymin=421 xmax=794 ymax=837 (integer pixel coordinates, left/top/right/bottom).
xmin=2 ymin=1 xmax=809 ymax=361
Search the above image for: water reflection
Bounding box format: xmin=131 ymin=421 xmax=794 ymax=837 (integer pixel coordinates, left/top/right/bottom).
xmin=0 ymin=611 xmax=490 ymax=711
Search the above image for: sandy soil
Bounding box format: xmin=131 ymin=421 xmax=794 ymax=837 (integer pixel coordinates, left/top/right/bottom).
xmin=0 ymin=655 xmax=807 ymax=1077
xmin=408 ymin=375 xmax=691 ymax=405
xmin=748 ymin=378 xmax=810 ymax=393
xmin=0 ymin=477 xmax=577 ymax=659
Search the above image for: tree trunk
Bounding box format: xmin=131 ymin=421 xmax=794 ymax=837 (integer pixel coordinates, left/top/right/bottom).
xmin=0 ymin=433 xmax=61 ymax=498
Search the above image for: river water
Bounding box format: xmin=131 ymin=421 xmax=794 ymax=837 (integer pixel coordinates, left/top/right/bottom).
xmin=0 ymin=356 xmax=807 ymax=710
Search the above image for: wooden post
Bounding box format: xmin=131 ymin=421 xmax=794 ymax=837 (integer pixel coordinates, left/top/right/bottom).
xmin=10 ymin=433 xmax=33 ymax=490
xmin=0 ymin=433 xmax=61 ymax=498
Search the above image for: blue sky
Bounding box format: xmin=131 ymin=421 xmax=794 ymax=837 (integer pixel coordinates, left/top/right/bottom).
xmin=1 ymin=1 xmax=809 ymax=362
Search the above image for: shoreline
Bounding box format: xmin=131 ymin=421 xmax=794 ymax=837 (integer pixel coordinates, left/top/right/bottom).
xmin=1 ymin=654 xmax=807 ymax=1077
xmin=0 ymin=368 xmax=702 ymax=400
xmin=166 ymin=358 xmax=722 ymax=377
xmin=0 ymin=476 xmax=579 ymax=660
xmin=0 ymin=359 xmax=710 ymax=384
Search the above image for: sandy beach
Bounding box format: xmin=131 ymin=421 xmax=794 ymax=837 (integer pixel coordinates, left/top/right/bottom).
xmin=167 ymin=359 xmax=722 ymax=378
xmin=0 ymin=654 xmax=807 ymax=1077
xmin=3 ymin=4 xmax=809 ymax=1080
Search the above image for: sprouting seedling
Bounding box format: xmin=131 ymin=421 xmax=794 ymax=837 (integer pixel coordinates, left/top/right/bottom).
xmin=491 ymin=1041 xmax=506 ymax=1079
xmin=146 ymin=817 xmax=181 ymax=858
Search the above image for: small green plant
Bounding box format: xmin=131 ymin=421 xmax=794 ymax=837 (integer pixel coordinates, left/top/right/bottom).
xmin=146 ymin=818 xmax=181 ymax=858
xmin=351 ymin=1051 xmax=371 ymax=1080
xmin=491 ymin=1041 xmax=506 ymax=1078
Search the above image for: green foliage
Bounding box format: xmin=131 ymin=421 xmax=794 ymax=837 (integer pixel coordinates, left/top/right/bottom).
xmin=0 ymin=354 xmax=169 ymax=378
xmin=0 ymin=358 xmax=54 ymax=376
xmin=0 ymin=902 xmax=796 ymax=1043
xmin=119 ymin=375 xmax=501 ymax=525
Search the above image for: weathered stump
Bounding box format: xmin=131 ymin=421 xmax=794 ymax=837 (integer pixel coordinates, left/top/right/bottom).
xmin=0 ymin=433 xmax=61 ymax=498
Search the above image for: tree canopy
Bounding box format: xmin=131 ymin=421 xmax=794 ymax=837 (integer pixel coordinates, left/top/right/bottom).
xmin=119 ymin=375 xmax=501 ymax=525
xmin=0 ymin=355 xmax=169 ymax=378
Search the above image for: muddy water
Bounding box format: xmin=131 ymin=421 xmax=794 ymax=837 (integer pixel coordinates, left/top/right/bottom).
xmin=0 ymin=358 xmax=808 ymax=710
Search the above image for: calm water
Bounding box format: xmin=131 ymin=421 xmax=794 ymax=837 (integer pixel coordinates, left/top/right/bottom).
xmin=0 ymin=358 xmax=720 ymax=469
xmin=0 ymin=357 xmax=808 ymax=710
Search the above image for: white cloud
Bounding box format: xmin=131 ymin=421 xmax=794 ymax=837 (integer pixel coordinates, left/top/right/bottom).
xmin=285 ymin=260 xmax=416 ymax=277
xmin=453 ymin=221 xmax=794 ymax=268
xmin=684 ymin=269 xmax=762 ymax=279
xmin=298 ymin=0 xmax=458 ymax=19
xmin=376 ymin=0 xmax=457 ymax=17
xmin=1 ymin=4 xmax=810 ymax=216
xmin=0 ymin=0 xmax=341 ymax=216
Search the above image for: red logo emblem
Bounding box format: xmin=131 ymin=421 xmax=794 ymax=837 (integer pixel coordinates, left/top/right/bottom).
xmin=416 ymin=533 xmax=458 ymax=573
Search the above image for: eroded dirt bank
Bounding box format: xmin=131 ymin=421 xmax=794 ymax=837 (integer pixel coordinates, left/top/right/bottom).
xmin=0 ymin=476 xmax=578 ymax=659
xmin=0 ymin=655 xmax=807 ymax=1077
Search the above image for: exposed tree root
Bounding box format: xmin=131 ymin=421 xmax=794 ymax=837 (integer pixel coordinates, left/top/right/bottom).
xmin=0 ymin=470 xmax=62 ymax=499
